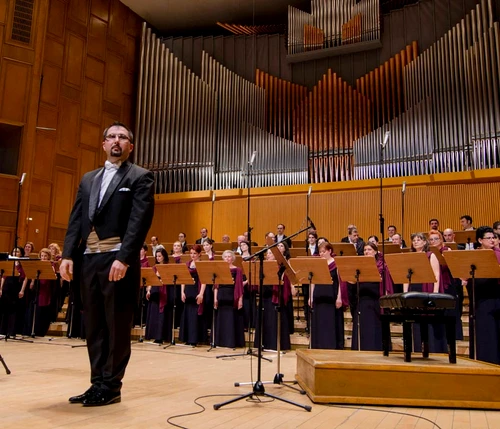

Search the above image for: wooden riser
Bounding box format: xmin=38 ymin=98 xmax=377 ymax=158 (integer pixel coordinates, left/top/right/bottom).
xmin=296 ymin=349 xmax=500 ymax=409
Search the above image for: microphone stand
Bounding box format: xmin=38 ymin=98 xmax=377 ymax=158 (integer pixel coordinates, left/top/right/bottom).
xmin=379 ymin=132 xmax=390 ymax=296
xmin=214 ymin=234 xmax=311 ymax=412
xmin=210 ymin=192 xmax=215 ymax=244
xmin=401 ymin=181 xmax=406 ymax=246
xmin=14 ymin=173 xmax=26 ymax=251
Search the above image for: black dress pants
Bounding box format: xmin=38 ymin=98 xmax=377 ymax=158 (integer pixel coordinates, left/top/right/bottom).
xmin=81 ymin=252 xmax=139 ymax=393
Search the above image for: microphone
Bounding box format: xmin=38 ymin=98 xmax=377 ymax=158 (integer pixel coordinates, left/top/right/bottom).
xmin=382 ymin=131 xmax=391 ymax=148
xmin=19 ymin=173 xmax=26 ymax=186
xmin=402 ymin=181 xmax=406 ymax=194
xmin=249 ymin=151 xmax=257 ymax=166
xmin=212 ymin=192 xmax=216 ymax=202
xmin=308 ymin=217 xmax=316 ymax=231
xmin=308 ymin=185 xmax=312 ymax=197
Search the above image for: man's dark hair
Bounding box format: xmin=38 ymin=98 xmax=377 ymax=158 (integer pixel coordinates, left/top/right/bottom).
xmin=388 ymin=225 xmax=396 ymax=230
xmin=429 ymin=218 xmax=439 ymax=224
xmin=103 ymin=121 xmax=134 ymax=143
xmin=460 ymin=215 xmax=473 ymax=223
xmin=493 ymin=221 xmax=500 ymax=229
xmin=142 ymin=243 xmax=148 ymax=252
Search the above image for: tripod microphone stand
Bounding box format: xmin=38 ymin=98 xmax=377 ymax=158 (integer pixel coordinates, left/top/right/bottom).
xmin=213 ymin=244 xmax=311 ymax=412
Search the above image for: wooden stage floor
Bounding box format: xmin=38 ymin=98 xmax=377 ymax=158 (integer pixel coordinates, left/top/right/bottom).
xmin=1 ymin=338 xmax=499 ymax=429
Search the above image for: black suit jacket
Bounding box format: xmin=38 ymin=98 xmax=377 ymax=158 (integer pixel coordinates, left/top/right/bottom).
xmin=62 ymin=160 xmax=155 ymax=267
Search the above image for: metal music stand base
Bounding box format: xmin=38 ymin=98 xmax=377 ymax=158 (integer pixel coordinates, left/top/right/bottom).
xmin=216 ymin=346 xmax=272 ymax=362
xmin=213 ymin=380 xmax=311 ymax=411
xmin=0 ymin=353 xmax=11 ymax=374
xmin=3 ymin=335 xmax=33 ymax=344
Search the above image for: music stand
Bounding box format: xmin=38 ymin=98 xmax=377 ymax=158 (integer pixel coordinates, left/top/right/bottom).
xmin=21 ymin=260 xmax=56 ymax=339
xmin=263 ymin=247 xmax=304 ymax=394
xmin=335 ymin=256 xmax=381 ymax=351
xmin=289 ymin=248 xmax=308 ymax=258
xmin=154 ymin=263 xmax=194 ymax=348
xmin=133 ymin=267 xmax=162 ymax=344
xmin=442 ymin=250 xmax=500 ymax=360
xmin=214 ymin=232 xmax=312 ymax=412
xmin=443 ymin=242 xmax=458 ymax=250
xmin=454 ymin=231 xmax=477 ymax=250
xmin=195 ymin=261 xmax=234 ymax=352
xmin=238 ymin=260 xmax=269 ymax=361
xmin=289 ymin=257 xmax=333 ymax=349
xmin=384 ymin=253 xmax=437 ymax=290
xmin=382 ymin=243 xmax=403 ymax=254
xmin=331 ymin=243 xmax=358 ymax=257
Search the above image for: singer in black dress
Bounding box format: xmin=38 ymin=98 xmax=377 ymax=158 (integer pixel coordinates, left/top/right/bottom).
xmin=310 ymin=242 xmax=343 ymax=349
xmin=467 ymin=227 xmax=500 ymax=365
xmin=214 ymin=250 xmax=245 ymax=348
xmin=349 ymin=243 xmax=393 ymax=351
xmin=179 ymin=245 xmax=206 ymax=346
xmin=404 ymin=232 xmax=446 ymax=353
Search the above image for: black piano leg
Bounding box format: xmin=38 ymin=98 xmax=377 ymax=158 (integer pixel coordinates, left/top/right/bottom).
xmin=421 ymin=322 xmax=429 ymax=358
xmin=445 ymin=316 xmax=457 ymax=364
xmin=382 ymin=318 xmax=390 ymax=357
xmin=403 ymin=322 xmax=412 ymax=363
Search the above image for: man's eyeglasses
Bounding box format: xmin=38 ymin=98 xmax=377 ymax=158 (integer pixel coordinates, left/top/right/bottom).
xmin=482 ymin=236 xmax=496 ymax=240
xmin=105 ymin=134 xmax=129 ymax=142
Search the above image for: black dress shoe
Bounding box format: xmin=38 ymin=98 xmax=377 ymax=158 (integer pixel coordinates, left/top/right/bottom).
xmin=82 ymin=389 xmax=121 ymax=407
xmin=68 ymin=386 xmax=99 ymax=404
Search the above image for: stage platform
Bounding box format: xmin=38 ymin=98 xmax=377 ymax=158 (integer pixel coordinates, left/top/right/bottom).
xmin=296 ymin=349 xmax=500 ymax=409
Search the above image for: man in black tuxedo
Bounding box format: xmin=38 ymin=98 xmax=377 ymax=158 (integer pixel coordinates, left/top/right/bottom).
xmin=60 ymin=122 xmax=154 ymax=407
xmin=195 ymin=227 xmax=210 ymax=244
xmin=275 ymin=224 xmax=292 ymax=248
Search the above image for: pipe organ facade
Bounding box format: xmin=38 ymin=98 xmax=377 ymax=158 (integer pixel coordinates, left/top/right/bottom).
xmin=133 ymin=0 xmax=500 ymax=193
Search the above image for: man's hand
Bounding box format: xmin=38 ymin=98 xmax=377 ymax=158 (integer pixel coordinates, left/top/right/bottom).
xmin=60 ymin=259 xmax=74 ymax=282
xmin=109 ymin=260 xmax=128 ymax=282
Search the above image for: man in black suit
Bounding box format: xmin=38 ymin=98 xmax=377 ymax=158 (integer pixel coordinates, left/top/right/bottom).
xmin=275 ymin=223 xmax=292 ymax=248
xmin=195 ymin=227 xmax=210 ymax=244
xmin=60 ymin=122 xmax=154 ymax=407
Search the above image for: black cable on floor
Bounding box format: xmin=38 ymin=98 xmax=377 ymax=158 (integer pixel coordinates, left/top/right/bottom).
xmin=166 ymin=393 xmax=274 ymax=429
xmin=326 ymin=403 xmax=444 ymax=429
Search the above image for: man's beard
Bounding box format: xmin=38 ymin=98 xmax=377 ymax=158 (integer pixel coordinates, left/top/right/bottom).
xmin=111 ymin=146 xmax=123 ymax=157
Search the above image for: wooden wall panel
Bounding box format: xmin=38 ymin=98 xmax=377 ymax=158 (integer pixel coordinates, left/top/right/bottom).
xmin=0 ymin=176 xmax=18 ymax=211
xmin=0 ymin=2 xmax=7 ymax=24
xmin=86 ymin=55 xmax=105 ymax=83
xmin=47 ymin=0 xmax=66 ymax=40
xmin=57 ymin=97 xmax=80 ymax=154
xmin=0 ymin=227 xmax=14 ymax=253
xmin=40 ymin=63 xmax=61 ymax=107
xmin=104 ymin=51 xmax=122 ymax=105
xmin=91 ymin=0 xmax=110 ymax=22
xmin=63 ymin=33 xmax=86 ymax=89
xmin=37 ymin=105 xmax=58 ymax=130
xmin=0 ymin=59 xmax=31 ymax=122
xmin=30 ymin=179 xmax=52 ymax=208
xmin=108 ymin=0 xmax=126 ymax=45
xmin=26 ymin=209 xmax=49 ymax=254
xmin=88 ymin=16 xmax=107 ymax=61
xmin=33 ymin=132 xmax=56 ymax=178
xmin=44 ymin=38 xmax=64 ymax=67
xmin=82 ymin=79 xmax=102 ymax=123
xmin=68 ymin=0 xmax=90 ymax=26
xmin=0 ymin=0 xmax=147 ymax=249
xmin=51 ymin=169 xmax=74 ymax=227
xmin=149 ymin=173 xmax=500 ymax=247
xmin=80 ymin=120 xmax=101 ymax=149
xmin=79 ymin=147 xmax=98 ymax=180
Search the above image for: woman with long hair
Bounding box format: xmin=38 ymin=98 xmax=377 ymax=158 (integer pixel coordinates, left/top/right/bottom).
xmin=213 ymin=250 xmax=244 ymax=348
xmin=310 ymin=242 xmax=343 ymax=349
xmin=404 ymin=232 xmax=446 ymax=353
